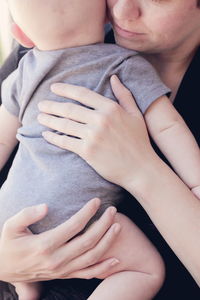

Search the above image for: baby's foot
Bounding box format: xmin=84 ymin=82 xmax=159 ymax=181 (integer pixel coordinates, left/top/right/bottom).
xmin=13 ymin=281 xmax=42 ymax=300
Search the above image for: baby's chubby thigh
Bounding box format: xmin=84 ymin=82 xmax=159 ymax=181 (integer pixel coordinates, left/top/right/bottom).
xmin=98 ymin=213 xmax=165 ymax=282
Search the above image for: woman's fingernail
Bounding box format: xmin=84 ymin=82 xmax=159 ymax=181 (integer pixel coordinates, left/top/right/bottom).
xmin=50 ymin=84 xmax=55 ymax=91
xmin=42 ymin=131 xmax=49 ymax=138
xmin=111 ymin=74 xmax=117 ymax=81
xmin=109 ymin=258 xmax=120 ymax=266
xmin=93 ymin=198 xmax=101 ymax=208
xmin=110 ymin=207 xmax=117 ymax=216
xmin=35 ymin=203 xmax=47 ymax=213
xmin=51 ymin=83 xmax=60 ymax=92
xmin=38 ymin=102 xmax=44 ymax=110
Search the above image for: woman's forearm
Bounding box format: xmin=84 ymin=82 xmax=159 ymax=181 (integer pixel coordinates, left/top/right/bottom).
xmin=126 ymin=153 xmax=200 ymax=285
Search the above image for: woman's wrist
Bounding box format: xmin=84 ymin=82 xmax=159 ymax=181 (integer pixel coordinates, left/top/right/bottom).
xmin=122 ymin=150 xmax=171 ymax=205
xmin=124 ymin=152 xmax=200 ymax=284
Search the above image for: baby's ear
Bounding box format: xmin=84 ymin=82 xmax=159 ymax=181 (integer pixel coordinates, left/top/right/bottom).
xmin=11 ymin=23 xmax=35 ymax=48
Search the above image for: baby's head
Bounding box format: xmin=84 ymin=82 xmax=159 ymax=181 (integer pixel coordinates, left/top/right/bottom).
xmin=8 ymin=0 xmax=106 ymax=50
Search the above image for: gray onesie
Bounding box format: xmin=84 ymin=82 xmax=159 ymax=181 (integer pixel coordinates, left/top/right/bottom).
xmin=0 ymin=43 xmax=170 ymax=233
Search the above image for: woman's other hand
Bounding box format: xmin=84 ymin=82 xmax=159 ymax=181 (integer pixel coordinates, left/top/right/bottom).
xmin=38 ymin=75 xmax=155 ymax=190
xmin=0 ymin=198 xmax=120 ymax=283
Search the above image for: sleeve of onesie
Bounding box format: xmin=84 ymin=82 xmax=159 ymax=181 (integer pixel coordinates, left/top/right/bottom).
xmin=1 ymin=67 xmax=21 ymax=117
xmin=120 ymin=54 xmax=171 ymax=114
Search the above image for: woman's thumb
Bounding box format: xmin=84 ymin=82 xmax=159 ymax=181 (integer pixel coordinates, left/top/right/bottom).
xmin=110 ymin=75 xmax=140 ymax=115
xmin=2 ymin=204 xmax=48 ymax=237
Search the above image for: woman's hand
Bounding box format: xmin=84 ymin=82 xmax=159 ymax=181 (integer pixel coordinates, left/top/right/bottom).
xmin=0 ymin=198 xmax=120 ymax=283
xmin=38 ymin=75 xmax=154 ymax=190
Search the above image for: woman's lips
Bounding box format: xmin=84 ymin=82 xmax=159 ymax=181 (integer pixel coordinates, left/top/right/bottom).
xmin=114 ymin=23 xmax=145 ymax=39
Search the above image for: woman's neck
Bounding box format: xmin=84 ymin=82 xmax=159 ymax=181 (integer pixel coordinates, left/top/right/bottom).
xmin=143 ymin=43 xmax=199 ymax=102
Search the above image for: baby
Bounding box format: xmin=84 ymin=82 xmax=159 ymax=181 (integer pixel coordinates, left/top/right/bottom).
xmin=0 ymin=0 xmax=200 ymax=299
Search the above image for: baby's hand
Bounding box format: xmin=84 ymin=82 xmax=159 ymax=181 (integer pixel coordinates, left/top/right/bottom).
xmin=191 ymin=186 xmax=200 ymax=199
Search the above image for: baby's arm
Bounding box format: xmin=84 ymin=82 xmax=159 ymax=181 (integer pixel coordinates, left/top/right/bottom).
xmin=0 ymin=105 xmax=21 ymax=170
xmin=145 ymin=96 xmax=200 ymax=196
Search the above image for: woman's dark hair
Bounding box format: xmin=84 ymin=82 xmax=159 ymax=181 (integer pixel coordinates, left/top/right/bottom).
xmin=198 ymin=0 xmax=200 ymax=7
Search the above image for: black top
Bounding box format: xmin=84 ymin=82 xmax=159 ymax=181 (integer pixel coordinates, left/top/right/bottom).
xmin=107 ymin=30 xmax=200 ymax=298
xmin=0 ymin=36 xmax=199 ymax=298
xmin=118 ymin=44 xmax=200 ymax=299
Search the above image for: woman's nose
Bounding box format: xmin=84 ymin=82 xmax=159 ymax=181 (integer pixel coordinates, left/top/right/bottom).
xmin=113 ymin=0 xmax=141 ymax=21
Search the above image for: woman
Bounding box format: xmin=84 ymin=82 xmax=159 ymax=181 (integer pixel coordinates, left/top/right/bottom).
xmin=37 ymin=0 xmax=200 ymax=297
xmin=0 ymin=0 xmax=200 ymax=298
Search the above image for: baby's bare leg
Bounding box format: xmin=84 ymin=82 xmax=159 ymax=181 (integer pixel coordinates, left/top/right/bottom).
xmin=88 ymin=213 xmax=165 ymax=300
xmin=12 ymin=282 xmax=42 ymax=300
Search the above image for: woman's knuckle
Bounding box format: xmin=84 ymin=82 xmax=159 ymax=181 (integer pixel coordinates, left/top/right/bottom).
xmin=35 ymin=240 xmax=50 ymax=256
xmin=92 ymin=247 xmax=102 ymax=260
xmin=89 ymin=254 xmax=98 ymax=265
xmin=93 ymin=123 xmax=105 ymax=141
xmin=98 ymin=114 xmax=109 ymax=129
xmin=95 ymin=109 xmax=115 ymax=130
xmin=68 ymin=214 xmax=83 ymax=228
xmin=84 ymin=252 xmax=98 ymax=266
xmin=82 ymin=238 xmax=93 ymax=250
